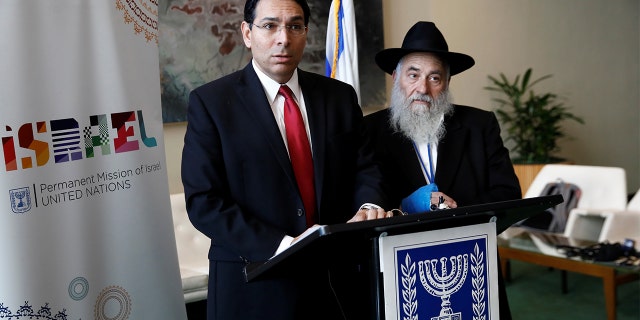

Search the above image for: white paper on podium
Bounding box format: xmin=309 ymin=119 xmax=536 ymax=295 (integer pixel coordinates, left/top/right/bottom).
xmin=379 ymin=222 xmax=499 ymax=320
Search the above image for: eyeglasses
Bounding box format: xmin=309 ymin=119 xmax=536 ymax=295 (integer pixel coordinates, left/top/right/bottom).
xmin=251 ymin=23 xmax=308 ymax=37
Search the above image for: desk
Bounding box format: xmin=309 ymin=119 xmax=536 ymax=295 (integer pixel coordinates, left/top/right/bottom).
xmin=498 ymin=228 xmax=639 ymax=320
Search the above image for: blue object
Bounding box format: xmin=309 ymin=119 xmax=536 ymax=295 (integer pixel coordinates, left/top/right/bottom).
xmin=401 ymin=184 xmax=439 ymax=214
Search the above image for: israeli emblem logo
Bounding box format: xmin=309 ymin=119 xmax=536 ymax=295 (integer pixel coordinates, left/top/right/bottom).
xmin=399 ymin=241 xmax=483 ymax=320
xmin=380 ymin=223 xmax=498 ymax=320
xmin=9 ymin=187 xmax=32 ymax=214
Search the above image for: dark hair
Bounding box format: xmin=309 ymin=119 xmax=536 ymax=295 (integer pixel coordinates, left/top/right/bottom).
xmin=244 ymin=0 xmax=310 ymax=26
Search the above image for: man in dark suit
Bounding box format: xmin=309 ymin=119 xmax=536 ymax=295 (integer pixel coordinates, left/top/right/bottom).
xmin=181 ymin=0 xmax=389 ymax=319
xmin=362 ymin=21 xmax=522 ymax=319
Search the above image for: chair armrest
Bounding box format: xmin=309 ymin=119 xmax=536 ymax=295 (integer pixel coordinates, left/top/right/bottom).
xmin=600 ymin=210 xmax=640 ymax=243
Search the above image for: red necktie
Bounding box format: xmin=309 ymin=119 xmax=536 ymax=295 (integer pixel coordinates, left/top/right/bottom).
xmin=279 ymin=85 xmax=316 ymax=227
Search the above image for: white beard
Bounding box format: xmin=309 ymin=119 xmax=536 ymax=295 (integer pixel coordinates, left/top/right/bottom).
xmin=389 ymin=82 xmax=454 ymax=145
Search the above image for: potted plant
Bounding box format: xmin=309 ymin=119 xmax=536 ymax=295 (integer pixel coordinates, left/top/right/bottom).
xmin=485 ymin=68 xmax=584 ymax=194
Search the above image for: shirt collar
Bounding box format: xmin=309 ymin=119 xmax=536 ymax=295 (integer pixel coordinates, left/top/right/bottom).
xmin=252 ymin=59 xmax=301 ymax=103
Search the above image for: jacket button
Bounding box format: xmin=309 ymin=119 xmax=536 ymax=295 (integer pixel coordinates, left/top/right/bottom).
xmin=297 ymin=209 xmax=304 ymax=217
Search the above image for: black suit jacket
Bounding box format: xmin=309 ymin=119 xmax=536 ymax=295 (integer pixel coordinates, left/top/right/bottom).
xmin=363 ymin=106 xmax=521 ymax=209
xmin=181 ymin=63 xmax=385 ymax=319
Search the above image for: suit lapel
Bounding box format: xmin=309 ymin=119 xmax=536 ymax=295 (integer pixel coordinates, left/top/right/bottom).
xmin=235 ymin=65 xmax=296 ymax=179
xmin=385 ymin=125 xmax=428 ymax=189
xmin=435 ymin=113 xmax=467 ymax=192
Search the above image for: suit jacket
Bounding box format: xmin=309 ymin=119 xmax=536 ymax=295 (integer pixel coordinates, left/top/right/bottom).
xmin=363 ymin=106 xmax=521 ymax=209
xmin=181 ymin=63 xmax=385 ymax=319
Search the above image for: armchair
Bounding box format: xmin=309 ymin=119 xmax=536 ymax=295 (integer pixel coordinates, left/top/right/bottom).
xmin=170 ymin=193 xmax=210 ymax=303
xmin=595 ymin=188 xmax=640 ymax=243
xmin=522 ymin=164 xmax=628 ymax=240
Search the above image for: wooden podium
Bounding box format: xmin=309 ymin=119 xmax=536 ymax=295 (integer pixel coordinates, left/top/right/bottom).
xmin=244 ymin=195 xmax=563 ymax=319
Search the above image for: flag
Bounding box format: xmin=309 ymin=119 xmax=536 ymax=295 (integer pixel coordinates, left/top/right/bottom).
xmin=325 ymin=0 xmax=360 ymax=104
xmin=0 ymin=1 xmax=186 ymax=319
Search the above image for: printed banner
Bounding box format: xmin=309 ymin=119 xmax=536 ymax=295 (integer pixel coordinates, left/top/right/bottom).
xmin=379 ymin=222 xmax=499 ymax=320
xmin=0 ymin=1 xmax=187 ymax=319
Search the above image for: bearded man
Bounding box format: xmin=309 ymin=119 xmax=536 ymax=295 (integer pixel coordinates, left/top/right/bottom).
xmin=364 ymin=21 xmax=521 ymax=212
xmin=362 ymin=21 xmax=522 ymax=319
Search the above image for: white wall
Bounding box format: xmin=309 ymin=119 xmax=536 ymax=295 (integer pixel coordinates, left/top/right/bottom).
xmin=163 ymin=0 xmax=640 ymax=195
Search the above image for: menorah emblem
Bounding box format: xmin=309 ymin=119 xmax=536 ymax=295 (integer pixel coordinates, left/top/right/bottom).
xmin=418 ymin=254 xmax=469 ymax=320
xmin=14 ymin=190 xmax=27 ymax=208
xmin=10 ymin=187 xmax=32 ymax=214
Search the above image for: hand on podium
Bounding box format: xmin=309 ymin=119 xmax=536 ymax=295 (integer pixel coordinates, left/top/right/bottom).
xmin=401 ymin=184 xmax=458 ymax=214
xmin=347 ymin=203 xmax=395 ymax=223
xmin=430 ymin=191 xmax=458 ymax=210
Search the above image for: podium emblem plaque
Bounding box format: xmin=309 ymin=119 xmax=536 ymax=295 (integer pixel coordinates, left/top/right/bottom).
xmin=380 ymin=222 xmax=499 ymax=320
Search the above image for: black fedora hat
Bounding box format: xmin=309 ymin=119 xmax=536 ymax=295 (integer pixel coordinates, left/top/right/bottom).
xmin=375 ymin=21 xmax=475 ymax=76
